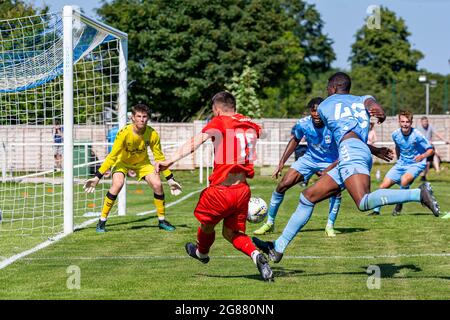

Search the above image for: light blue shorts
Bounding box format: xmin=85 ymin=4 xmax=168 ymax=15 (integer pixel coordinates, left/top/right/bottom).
xmin=327 ymin=138 xmax=372 ymax=189
xmin=385 ymin=162 xmax=426 ymax=184
xmin=290 ymin=156 xmax=333 ymax=182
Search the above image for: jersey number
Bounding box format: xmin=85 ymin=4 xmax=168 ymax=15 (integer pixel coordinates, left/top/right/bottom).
xmin=236 ymin=132 xmax=256 ymax=162
xmin=334 ymin=103 xmax=368 ymax=129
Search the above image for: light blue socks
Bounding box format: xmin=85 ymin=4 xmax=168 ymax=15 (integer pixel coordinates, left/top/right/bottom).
xmin=274 ymin=193 xmax=315 ymax=253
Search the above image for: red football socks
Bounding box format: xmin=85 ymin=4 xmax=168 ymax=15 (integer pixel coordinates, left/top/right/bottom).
xmin=232 ymin=233 xmax=256 ymax=257
xmin=196 ymin=227 xmax=215 ymax=255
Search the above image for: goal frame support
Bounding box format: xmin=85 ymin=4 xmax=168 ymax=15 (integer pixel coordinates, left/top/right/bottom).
xmin=63 ymin=5 xmax=128 ymax=234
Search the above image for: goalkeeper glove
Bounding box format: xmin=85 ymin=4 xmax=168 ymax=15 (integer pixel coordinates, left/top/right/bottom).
xmin=167 ymin=177 xmax=182 ymax=196
xmin=84 ymin=176 xmax=100 ymax=193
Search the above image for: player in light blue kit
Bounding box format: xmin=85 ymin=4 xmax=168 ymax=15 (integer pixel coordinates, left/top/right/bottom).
xmin=253 ymin=97 xmax=341 ymax=237
xmin=369 ymin=110 xmax=434 ymax=216
xmin=253 ymin=72 xmax=441 ymax=263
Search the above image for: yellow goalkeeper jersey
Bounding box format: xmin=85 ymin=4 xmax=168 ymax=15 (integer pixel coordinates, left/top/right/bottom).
xmin=98 ymin=124 xmax=172 ymax=178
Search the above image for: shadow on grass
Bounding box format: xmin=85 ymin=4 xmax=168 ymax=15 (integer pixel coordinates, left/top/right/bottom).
xmin=189 ymin=263 xmax=450 ymax=283
xmin=78 ymin=216 xmax=192 ymax=231
xmin=130 ymin=223 xmax=190 ymax=230
xmin=270 ymin=263 xmax=450 ymax=281
xmin=199 ymin=268 xmax=305 ymax=281
xmin=407 ymin=213 xmax=437 ymax=216
xmin=300 ymin=227 xmax=368 ymax=234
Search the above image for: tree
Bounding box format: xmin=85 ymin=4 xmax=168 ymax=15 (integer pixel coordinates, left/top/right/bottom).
xmin=280 ymin=0 xmax=335 ymax=75
xmin=259 ymin=31 xmax=307 ymax=118
xmin=0 ymin=0 xmax=47 ymax=19
xmin=259 ymin=1 xmax=335 ymax=117
xmin=98 ymin=0 xmax=298 ymax=121
xmin=97 ymin=0 xmax=335 ymax=120
xmin=226 ymin=64 xmax=261 ymax=118
xmin=349 ymin=6 xmax=423 ymax=85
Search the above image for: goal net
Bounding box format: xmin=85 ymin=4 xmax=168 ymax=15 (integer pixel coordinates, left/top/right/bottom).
xmin=0 ymin=6 xmax=128 ymax=237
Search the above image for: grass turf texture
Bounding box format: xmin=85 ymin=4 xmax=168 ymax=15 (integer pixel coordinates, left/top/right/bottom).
xmin=0 ymin=164 xmax=449 ymax=299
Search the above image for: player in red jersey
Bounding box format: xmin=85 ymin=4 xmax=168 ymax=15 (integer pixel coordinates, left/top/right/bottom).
xmin=156 ymin=91 xmax=273 ymax=281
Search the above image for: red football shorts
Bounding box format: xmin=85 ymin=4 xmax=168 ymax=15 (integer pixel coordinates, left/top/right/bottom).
xmin=194 ymin=183 xmax=251 ymax=232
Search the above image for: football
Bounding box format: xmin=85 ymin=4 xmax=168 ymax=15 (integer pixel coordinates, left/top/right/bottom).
xmin=247 ymin=197 xmax=268 ymax=223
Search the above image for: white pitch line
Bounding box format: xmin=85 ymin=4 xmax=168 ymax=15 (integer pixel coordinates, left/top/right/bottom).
xmin=20 ymin=252 xmax=450 ymax=262
xmin=0 ymin=218 xmax=98 ymax=270
xmin=0 ymin=189 xmax=202 ymax=270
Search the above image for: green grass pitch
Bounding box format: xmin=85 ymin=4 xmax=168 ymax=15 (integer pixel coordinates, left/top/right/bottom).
xmin=0 ymin=164 xmax=449 ymax=299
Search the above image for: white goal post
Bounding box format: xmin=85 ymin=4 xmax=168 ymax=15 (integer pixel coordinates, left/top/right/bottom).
xmin=0 ymin=6 xmax=128 ymax=236
xmin=62 ymin=6 xmax=128 ymax=234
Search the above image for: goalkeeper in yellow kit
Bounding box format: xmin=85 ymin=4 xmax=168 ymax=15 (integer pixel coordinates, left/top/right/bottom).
xmin=83 ymin=104 xmax=182 ymax=232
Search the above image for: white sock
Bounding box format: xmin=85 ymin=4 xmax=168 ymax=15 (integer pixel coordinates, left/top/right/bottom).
xmin=158 ymin=217 xmax=165 ymax=221
xmin=196 ymin=248 xmax=208 ymax=259
xmin=100 ymin=217 xmax=107 ymax=222
xmin=251 ymin=250 xmax=260 ymax=265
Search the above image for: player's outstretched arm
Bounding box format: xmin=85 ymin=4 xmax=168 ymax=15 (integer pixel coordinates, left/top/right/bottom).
xmin=414 ymin=148 xmax=434 ymax=163
xmin=156 ymin=132 xmax=210 ymax=173
xmin=272 ymin=135 xmax=300 ymax=179
xmin=433 ymin=130 xmax=450 ymax=144
xmin=364 ymin=98 xmax=386 ymax=124
xmin=368 ymin=145 xmax=394 ymax=162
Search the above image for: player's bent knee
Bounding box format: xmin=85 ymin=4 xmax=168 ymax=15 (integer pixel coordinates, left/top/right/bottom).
xmin=357 ymin=194 xmax=370 ymax=212
xmin=400 ymin=181 xmax=410 ymax=188
xmin=302 ymin=189 xmax=318 ymax=203
xmin=111 ymin=181 xmax=124 ymax=194
xmin=201 ymin=223 xmax=216 ymax=234
xmin=276 ymin=183 xmax=289 ymax=194
xmin=153 ymin=182 xmax=163 ymax=193
xmin=222 ymin=228 xmax=236 ymax=242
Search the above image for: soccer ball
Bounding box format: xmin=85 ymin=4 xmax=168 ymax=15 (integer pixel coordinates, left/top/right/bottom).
xmin=247 ymin=197 xmax=268 ymax=224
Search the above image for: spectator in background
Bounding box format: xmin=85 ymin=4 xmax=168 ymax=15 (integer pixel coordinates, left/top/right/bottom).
xmin=53 ymin=120 xmax=63 ymax=170
xmin=417 ymin=116 xmax=450 ymax=181
xmin=107 ymin=126 xmax=119 ymax=154
xmin=368 ymin=121 xmax=380 ymax=182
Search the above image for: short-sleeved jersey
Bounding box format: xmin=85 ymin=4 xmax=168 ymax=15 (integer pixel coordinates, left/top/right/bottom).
xmin=202 ymin=113 xmax=262 ymax=186
xmin=98 ymin=124 xmax=172 ymax=178
xmin=392 ymin=128 xmax=433 ymax=166
xmin=318 ymin=94 xmax=374 ymax=146
xmin=291 ymin=116 xmax=338 ymax=163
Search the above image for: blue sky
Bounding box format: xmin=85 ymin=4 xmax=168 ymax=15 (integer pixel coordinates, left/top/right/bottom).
xmin=29 ymin=0 xmax=450 ymax=74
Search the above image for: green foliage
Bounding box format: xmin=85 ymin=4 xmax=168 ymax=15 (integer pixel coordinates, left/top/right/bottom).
xmin=280 ymin=0 xmax=335 ymax=74
xmin=97 ymin=0 xmax=335 ymax=120
xmin=97 ymin=0 xmax=286 ymax=121
xmin=0 ymin=0 xmax=47 ymax=19
xmin=248 ymin=1 xmax=335 ymax=118
xmin=346 ymin=6 xmax=450 ymax=116
xmin=350 ymin=6 xmax=423 ymax=85
xmin=226 ymin=64 xmax=261 ymax=118
xmin=260 ymin=31 xmax=308 ymax=118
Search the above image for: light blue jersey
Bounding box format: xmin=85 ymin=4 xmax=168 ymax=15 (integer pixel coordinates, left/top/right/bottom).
xmin=392 ymin=128 xmax=433 ymax=166
xmin=264 ymin=116 xmax=341 ymax=230
xmin=318 ymin=94 xmax=374 ymax=188
xmin=291 ymin=116 xmax=338 ymax=163
xmin=318 ymin=94 xmax=374 ymax=145
xmin=383 ymin=128 xmax=432 ymax=185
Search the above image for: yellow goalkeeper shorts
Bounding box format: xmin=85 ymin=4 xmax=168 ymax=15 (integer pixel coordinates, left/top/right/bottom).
xmin=112 ymin=161 xmax=155 ymax=181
